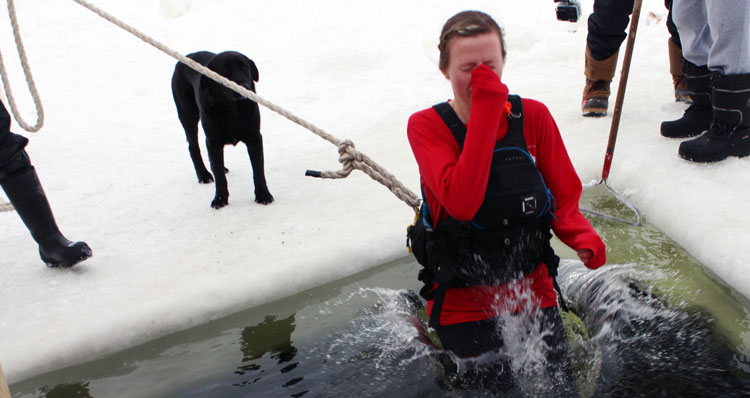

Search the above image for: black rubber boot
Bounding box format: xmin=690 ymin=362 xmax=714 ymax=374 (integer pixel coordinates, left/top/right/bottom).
xmin=1 ymin=166 xmax=92 ymax=267
xmin=679 ymin=73 xmax=750 ymax=163
xmin=660 ymin=62 xmax=713 ymax=138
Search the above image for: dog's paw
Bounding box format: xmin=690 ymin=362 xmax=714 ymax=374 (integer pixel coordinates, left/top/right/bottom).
xmin=255 ymin=191 xmax=274 ymax=205
xmin=197 ymin=172 xmax=214 ymax=184
xmin=211 ymin=195 xmax=229 ymax=209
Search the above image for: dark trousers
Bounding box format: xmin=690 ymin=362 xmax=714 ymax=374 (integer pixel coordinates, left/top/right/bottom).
xmin=587 ymin=0 xmax=635 ymax=60
xmin=0 ymin=101 xmax=31 ymax=181
xmin=588 ymin=0 xmax=680 ymax=61
xmin=437 ymin=306 xmax=577 ymax=396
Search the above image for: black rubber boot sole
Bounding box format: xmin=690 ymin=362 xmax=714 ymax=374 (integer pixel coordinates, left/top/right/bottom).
xmin=582 ymin=97 xmax=608 ymax=117
xmin=40 ymin=241 xmax=93 ymax=268
xmin=678 ymin=131 xmax=750 ymax=163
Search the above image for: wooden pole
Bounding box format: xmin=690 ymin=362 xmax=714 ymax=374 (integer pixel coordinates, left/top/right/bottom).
xmin=0 ymin=361 xmax=10 ymax=398
xmin=601 ymin=0 xmax=643 ymax=181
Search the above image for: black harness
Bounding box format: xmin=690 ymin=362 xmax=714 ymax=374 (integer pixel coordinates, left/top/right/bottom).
xmin=408 ymin=95 xmax=562 ymax=328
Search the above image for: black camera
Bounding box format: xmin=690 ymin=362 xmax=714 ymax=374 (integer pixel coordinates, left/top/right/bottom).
xmin=554 ymin=0 xmax=582 ymax=22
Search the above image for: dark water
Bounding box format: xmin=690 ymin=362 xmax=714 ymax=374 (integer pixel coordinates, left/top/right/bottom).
xmin=9 ymin=192 xmax=750 ymax=397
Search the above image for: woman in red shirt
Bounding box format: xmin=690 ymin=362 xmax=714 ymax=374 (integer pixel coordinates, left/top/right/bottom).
xmin=407 ymin=10 xmax=606 ymax=392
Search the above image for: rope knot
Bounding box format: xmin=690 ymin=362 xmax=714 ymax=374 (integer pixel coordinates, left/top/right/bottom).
xmin=337 ymin=139 xmax=362 ymax=170
xmin=337 ymin=139 xmax=356 ymax=155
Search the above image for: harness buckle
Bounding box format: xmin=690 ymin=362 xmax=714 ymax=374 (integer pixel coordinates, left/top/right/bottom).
xmin=521 ymin=195 xmax=538 ymax=215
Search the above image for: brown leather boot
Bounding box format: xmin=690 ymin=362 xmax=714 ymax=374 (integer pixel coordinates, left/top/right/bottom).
xmin=582 ymin=46 xmax=618 ymax=117
xmin=669 ymin=39 xmax=690 ymax=103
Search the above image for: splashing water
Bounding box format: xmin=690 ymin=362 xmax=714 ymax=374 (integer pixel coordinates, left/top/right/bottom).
xmin=558 ymin=260 xmax=750 ymax=397
xmin=318 ymin=283 xmax=580 ymax=397
xmin=497 ymin=287 xmax=574 ymax=396
xmin=325 ymin=288 xmax=434 ymax=371
xmin=297 ymin=287 xmax=444 ymax=397
xmin=314 ymin=264 xmax=750 ymax=397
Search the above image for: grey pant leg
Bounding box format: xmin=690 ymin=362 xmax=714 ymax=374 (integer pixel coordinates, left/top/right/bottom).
xmin=672 ymin=0 xmax=709 ymax=67
xmin=673 ymin=0 xmax=750 ymax=74
xmin=705 ymin=0 xmax=750 ymax=74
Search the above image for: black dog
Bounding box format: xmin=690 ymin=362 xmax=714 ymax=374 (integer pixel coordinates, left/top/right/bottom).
xmin=171 ymin=51 xmax=273 ymax=209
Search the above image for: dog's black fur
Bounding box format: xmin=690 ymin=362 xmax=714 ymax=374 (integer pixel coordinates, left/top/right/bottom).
xmin=171 ymin=51 xmax=273 ymax=209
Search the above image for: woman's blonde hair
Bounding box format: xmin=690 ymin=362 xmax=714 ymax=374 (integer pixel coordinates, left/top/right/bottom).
xmin=438 ymin=10 xmax=506 ymax=72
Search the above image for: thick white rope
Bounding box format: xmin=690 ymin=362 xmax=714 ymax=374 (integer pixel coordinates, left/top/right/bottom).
xmin=70 ymin=0 xmax=420 ymax=209
xmin=0 ymin=0 xmax=44 ymax=133
xmin=0 ymin=0 xmax=44 ymax=212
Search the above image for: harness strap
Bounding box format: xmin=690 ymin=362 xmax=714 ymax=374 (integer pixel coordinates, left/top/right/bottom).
xmin=543 ymin=246 xmax=568 ymax=312
xmin=425 ymin=97 xmax=525 ymax=329
xmin=427 ymin=286 xmax=448 ymax=329
xmin=423 ymin=96 xmax=569 ymax=328
xmin=432 ymin=95 xmax=523 ymax=150
xmin=432 ymin=102 xmax=466 ymax=149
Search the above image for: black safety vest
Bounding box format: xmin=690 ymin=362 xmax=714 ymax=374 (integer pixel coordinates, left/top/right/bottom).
xmin=419 ymin=95 xmax=560 ymax=328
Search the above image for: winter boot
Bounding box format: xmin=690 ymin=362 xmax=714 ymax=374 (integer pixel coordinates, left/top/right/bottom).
xmin=582 ymin=47 xmax=618 ymax=117
xmin=660 ymin=61 xmax=713 ymax=138
xmin=0 ymin=165 xmax=92 ymax=267
xmin=679 ymin=73 xmax=750 ymax=162
xmin=668 ymin=39 xmax=690 ymax=103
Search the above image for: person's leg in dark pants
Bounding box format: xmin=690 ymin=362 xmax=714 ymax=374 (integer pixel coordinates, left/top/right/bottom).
xmin=581 ymin=0 xmax=635 ymax=116
xmin=0 ymin=101 xmax=92 ymax=267
xmin=540 ymin=306 xmax=578 ymax=397
xmin=436 ymin=307 xmax=578 ymax=396
xmin=437 ymin=317 xmax=515 ymax=393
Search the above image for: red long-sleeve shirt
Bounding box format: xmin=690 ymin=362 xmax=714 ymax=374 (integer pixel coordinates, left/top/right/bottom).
xmin=407 ymin=97 xmax=606 ymax=326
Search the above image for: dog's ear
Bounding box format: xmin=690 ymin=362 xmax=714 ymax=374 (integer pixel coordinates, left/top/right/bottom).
xmin=248 ymin=59 xmax=259 ymax=82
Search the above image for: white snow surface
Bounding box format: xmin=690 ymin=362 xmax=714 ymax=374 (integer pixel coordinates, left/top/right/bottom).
xmin=1 ymin=0 xmax=748 ymax=384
